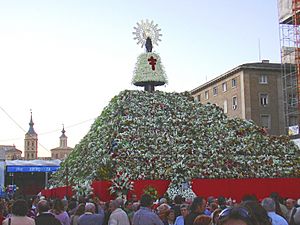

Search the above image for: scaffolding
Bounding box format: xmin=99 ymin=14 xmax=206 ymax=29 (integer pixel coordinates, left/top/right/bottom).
xmin=279 ymin=0 xmax=300 ymax=134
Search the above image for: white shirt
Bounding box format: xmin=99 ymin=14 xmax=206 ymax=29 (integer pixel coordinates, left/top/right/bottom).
xmin=108 ymin=208 xmax=130 ymax=225
xmin=267 ymin=212 xmax=288 ymax=225
xmin=2 ymin=215 xmax=36 ymax=225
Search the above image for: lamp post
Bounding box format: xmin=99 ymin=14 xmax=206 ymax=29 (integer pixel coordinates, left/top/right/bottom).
xmin=65 ymin=163 xmax=69 ymax=198
xmin=45 ymin=172 xmax=48 ymax=189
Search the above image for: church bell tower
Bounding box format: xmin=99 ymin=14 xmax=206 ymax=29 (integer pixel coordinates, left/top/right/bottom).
xmin=24 ymin=111 xmax=38 ymax=160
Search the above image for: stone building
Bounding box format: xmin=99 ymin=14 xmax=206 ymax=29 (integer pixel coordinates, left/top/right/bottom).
xmin=0 ymin=145 xmax=22 ymax=160
xmin=50 ymin=126 xmax=73 ymax=160
xmin=190 ymin=61 xmax=285 ymax=135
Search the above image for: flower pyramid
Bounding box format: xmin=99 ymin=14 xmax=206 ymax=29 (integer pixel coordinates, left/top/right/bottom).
xmin=50 ymin=90 xmax=300 ymax=188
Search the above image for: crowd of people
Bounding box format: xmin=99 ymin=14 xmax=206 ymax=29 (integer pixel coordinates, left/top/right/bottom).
xmin=0 ymin=192 xmax=299 ymax=225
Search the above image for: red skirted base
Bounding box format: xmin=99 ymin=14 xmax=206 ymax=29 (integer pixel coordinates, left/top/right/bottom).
xmin=40 ymin=178 xmax=300 ymax=201
xmin=41 ymin=186 xmax=73 ymax=199
xmin=131 ymin=180 xmax=171 ymax=200
xmin=191 ymin=178 xmax=300 ymax=202
xmin=92 ymin=180 xmax=113 ymax=202
xmin=91 ymin=180 xmax=171 ymax=201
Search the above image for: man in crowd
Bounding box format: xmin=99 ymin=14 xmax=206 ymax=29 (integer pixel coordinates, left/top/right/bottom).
xmin=184 ymin=196 xmax=206 ymax=225
xmin=132 ymin=194 xmax=164 ymax=225
xmin=108 ymin=199 xmax=130 ymax=225
xmin=174 ymin=203 xmax=189 ymax=225
xmin=261 ymin=197 xmax=288 ymax=225
xmin=35 ymin=200 xmax=61 ymax=225
xmin=78 ymin=202 xmax=104 ymax=225
xmin=286 ymin=198 xmax=300 ymax=225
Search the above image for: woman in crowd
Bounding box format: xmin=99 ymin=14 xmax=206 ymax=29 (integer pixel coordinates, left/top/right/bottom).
xmin=51 ymin=198 xmax=70 ymax=225
xmin=166 ymin=209 xmax=176 ymax=225
xmin=2 ymin=199 xmax=35 ymax=225
xmin=157 ymin=203 xmax=171 ymax=225
xmin=172 ymin=195 xmax=184 ymax=218
xmin=0 ymin=203 xmax=5 ymax=224
xmin=218 ymin=206 xmax=259 ymax=225
xmin=70 ymin=203 xmax=85 ymax=225
xmin=211 ymin=208 xmax=222 ymax=225
xmin=67 ymin=199 xmax=78 ymax=216
xmin=240 ymin=200 xmax=272 ymax=225
xmin=193 ymin=215 xmax=212 ymax=225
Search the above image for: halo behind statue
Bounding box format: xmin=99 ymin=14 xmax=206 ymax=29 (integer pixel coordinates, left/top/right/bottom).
xmin=133 ymin=19 xmax=162 ymax=51
xmin=132 ymin=20 xmax=167 ymax=92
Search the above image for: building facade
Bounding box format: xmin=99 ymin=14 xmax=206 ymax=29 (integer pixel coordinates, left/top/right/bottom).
xmin=190 ymin=61 xmax=285 ymax=135
xmin=24 ymin=112 xmax=38 ymax=160
xmin=0 ymin=145 xmax=22 ymax=160
xmin=50 ymin=126 xmax=73 ymax=160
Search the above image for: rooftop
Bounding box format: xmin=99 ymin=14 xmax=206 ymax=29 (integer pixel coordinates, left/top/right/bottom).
xmin=190 ymin=61 xmax=281 ymax=95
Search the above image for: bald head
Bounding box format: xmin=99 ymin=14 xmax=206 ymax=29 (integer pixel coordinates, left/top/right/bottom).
xmin=115 ymin=197 xmax=124 ymax=207
xmin=109 ymin=200 xmax=120 ymax=212
xmin=261 ymin=197 xmax=275 ymax=212
xmin=37 ymin=200 xmax=50 ymax=213
xmin=286 ymin=198 xmax=295 ymax=210
xmin=85 ymin=202 xmax=95 ymax=213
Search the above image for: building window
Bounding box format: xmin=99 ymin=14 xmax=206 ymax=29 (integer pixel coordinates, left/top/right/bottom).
xmin=232 ymin=96 xmax=237 ymax=110
xmin=56 ymin=153 xmax=59 ymax=159
xmin=222 ymin=82 xmax=227 ymax=92
xmin=197 ymin=94 xmax=201 ymax=102
xmin=213 ymin=87 xmax=218 ymax=96
xmin=292 ymin=76 xmax=297 ymax=87
xmin=194 ymin=96 xmax=197 ymax=102
xmin=289 ymin=116 xmax=298 ymax=126
xmin=260 ymin=93 xmax=268 ymax=106
xmin=288 ymin=93 xmax=297 ymax=107
xmin=205 ymin=91 xmax=209 ymax=100
xmin=232 ymin=78 xmax=237 ymax=88
xmin=223 ymin=100 xmax=228 ymax=113
xmin=260 ymin=114 xmax=271 ymax=129
xmin=259 ymin=75 xmax=268 ymax=84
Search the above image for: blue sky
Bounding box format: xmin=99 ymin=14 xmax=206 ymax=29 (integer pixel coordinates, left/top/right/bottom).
xmin=0 ymin=0 xmax=281 ymax=156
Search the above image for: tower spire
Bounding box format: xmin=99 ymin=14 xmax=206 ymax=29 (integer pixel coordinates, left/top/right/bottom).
xmin=27 ymin=109 xmax=37 ymax=135
xmin=60 ymin=124 xmax=68 ymax=147
xmin=61 ymin=124 xmax=66 ymax=135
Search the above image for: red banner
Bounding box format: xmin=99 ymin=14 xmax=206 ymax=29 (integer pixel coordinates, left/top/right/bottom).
xmin=40 ymin=186 xmax=73 ymax=199
xmin=132 ymin=180 xmax=171 ymax=200
xmin=91 ymin=180 xmax=171 ymax=201
xmin=91 ymin=180 xmax=114 ymax=202
xmin=191 ymin=178 xmax=300 ymax=202
xmin=40 ymin=189 xmax=52 ymax=198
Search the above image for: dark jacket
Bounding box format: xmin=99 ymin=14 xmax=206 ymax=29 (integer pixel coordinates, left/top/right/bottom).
xmin=184 ymin=212 xmax=204 ymax=225
xmin=35 ymin=212 xmax=62 ymax=225
xmin=78 ymin=213 xmax=104 ymax=225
